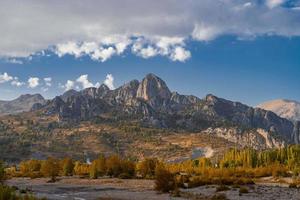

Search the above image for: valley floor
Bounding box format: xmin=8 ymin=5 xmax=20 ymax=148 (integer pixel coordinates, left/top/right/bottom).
xmin=5 ymin=177 xmax=300 ymax=200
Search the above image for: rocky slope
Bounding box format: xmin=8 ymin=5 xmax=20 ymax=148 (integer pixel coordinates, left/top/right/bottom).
xmin=257 ymin=99 xmax=300 ymax=122
xmin=29 ymin=73 xmax=299 ymax=147
xmin=0 ymin=94 xmax=46 ymax=115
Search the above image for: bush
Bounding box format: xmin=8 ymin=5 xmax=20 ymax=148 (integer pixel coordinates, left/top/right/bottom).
xmin=118 ymin=173 xmax=132 ymax=179
xmin=216 ymin=185 xmax=230 ymax=192
xmin=137 ymin=158 xmax=158 ymax=178
xmin=211 ymin=193 xmax=228 ymax=200
xmin=0 ymin=161 xmax=5 ymax=183
xmin=239 ymin=186 xmax=249 ymax=194
xmin=0 ymin=185 xmax=46 ymax=200
xmin=154 ymin=164 xmax=176 ymax=193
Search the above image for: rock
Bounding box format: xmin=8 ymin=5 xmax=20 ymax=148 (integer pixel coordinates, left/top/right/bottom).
xmin=136 ymin=73 xmax=171 ymax=108
xmin=36 ymin=73 xmax=299 ymax=148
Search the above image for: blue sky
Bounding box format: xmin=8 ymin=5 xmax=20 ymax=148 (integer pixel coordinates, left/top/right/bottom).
xmin=0 ymin=1 xmax=300 ymax=106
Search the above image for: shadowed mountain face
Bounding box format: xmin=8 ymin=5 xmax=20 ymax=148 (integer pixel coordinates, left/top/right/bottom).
xmin=32 ymin=73 xmax=299 ymax=145
xmin=257 ymin=99 xmax=300 ymax=122
xmin=0 ymin=94 xmax=46 ymax=115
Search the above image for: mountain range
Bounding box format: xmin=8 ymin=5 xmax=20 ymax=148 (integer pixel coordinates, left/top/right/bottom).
xmin=0 ymin=74 xmax=300 ymax=161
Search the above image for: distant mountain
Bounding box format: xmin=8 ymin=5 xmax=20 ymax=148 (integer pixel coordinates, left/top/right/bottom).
xmin=0 ymin=94 xmax=46 ymax=115
xmin=257 ymin=99 xmax=300 ymax=122
xmin=31 ymin=73 xmax=299 ymax=147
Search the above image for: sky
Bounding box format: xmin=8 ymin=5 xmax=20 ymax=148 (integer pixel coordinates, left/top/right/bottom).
xmin=0 ymin=0 xmax=299 ymax=106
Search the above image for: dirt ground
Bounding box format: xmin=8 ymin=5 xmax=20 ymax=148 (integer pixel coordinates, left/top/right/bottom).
xmin=5 ymin=177 xmax=300 ymax=200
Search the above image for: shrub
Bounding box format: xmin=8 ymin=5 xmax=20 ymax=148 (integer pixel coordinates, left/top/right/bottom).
xmin=118 ymin=173 xmax=132 ymax=179
xmin=239 ymin=186 xmax=249 ymax=194
xmin=0 ymin=161 xmax=5 ymax=183
xmin=216 ymin=185 xmax=230 ymax=192
xmin=137 ymin=158 xmax=158 ymax=178
xmin=211 ymin=193 xmax=228 ymax=200
xmin=0 ymin=185 xmax=46 ymax=200
xmin=154 ymin=164 xmax=176 ymax=193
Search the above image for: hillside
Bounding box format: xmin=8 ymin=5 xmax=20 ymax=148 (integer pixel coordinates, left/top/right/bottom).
xmin=0 ymin=94 xmax=46 ymax=116
xmin=0 ymin=74 xmax=299 ymax=162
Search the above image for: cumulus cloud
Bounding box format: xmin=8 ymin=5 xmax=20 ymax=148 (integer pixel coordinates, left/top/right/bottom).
xmin=28 ymin=77 xmax=39 ymax=88
xmin=170 ymin=47 xmax=191 ymax=62
xmin=0 ymin=72 xmax=26 ymax=87
xmin=62 ymin=80 xmax=75 ymax=91
xmin=0 ymin=72 xmax=13 ymax=83
xmin=0 ymin=0 xmax=299 ymax=61
xmin=76 ymin=74 xmax=100 ymax=89
xmin=104 ymin=74 xmax=115 ymax=90
xmin=11 ymin=77 xmax=25 ymax=87
xmin=131 ymin=36 xmax=191 ymax=61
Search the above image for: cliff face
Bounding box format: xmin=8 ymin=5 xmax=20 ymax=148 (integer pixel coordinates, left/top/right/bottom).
xmin=33 ymin=73 xmax=299 ymax=148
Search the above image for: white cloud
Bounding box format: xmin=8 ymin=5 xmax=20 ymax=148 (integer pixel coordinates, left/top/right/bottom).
xmin=192 ymin=23 xmax=221 ymax=41
xmin=170 ymin=46 xmax=191 ymax=62
xmin=62 ymin=80 xmax=75 ymax=91
xmin=11 ymin=77 xmax=25 ymax=87
xmin=131 ymin=36 xmax=190 ymax=61
xmin=76 ymin=74 xmax=100 ymax=89
xmin=137 ymin=46 xmax=158 ymax=58
xmin=266 ymin=0 xmax=286 ymax=9
xmin=91 ymin=47 xmax=116 ymax=62
xmin=56 ymin=42 xmax=118 ymax=62
xmin=104 ymin=74 xmax=115 ymax=90
xmin=0 ymin=72 xmax=13 ymax=83
xmin=0 ymin=0 xmax=300 ymax=61
xmin=44 ymin=77 xmax=52 ymax=86
xmin=28 ymin=77 xmax=39 ymax=88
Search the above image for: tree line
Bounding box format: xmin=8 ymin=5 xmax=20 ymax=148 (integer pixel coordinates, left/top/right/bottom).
xmin=1 ymin=145 xmax=300 ymax=194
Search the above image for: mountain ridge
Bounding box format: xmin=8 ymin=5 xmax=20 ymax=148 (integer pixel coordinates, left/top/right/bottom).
xmin=0 ymin=93 xmax=46 ymax=115
xmin=257 ymin=99 xmax=300 ymax=122
xmin=31 ymin=73 xmax=299 ymax=146
xmin=1 ymin=74 xmax=299 ymax=150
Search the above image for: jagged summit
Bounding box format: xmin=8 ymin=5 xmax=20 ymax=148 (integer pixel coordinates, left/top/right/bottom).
xmin=136 ymin=73 xmax=171 ymax=108
xmin=1 ymin=73 xmax=300 ymax=148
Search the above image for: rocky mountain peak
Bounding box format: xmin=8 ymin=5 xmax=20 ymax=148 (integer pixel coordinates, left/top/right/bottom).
xmin=60 ymin=89 xmax=79 ymax=102
xmin=136 ymin=73 xmax=171 ymax=108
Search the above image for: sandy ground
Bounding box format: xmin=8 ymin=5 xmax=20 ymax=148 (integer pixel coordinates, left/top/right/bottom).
xmin=5 ymin=177 xmax=300 ymax=200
